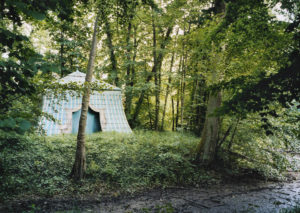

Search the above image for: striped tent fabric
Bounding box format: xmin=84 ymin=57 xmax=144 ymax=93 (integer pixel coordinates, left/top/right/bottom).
xmin=40 ymin=71 xmax=132 ymax=135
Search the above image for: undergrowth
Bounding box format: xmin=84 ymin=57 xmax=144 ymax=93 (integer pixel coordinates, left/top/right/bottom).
xmin=0 ymin=130 xmax=294 ymax=202
xmin=0 ymin=131 xmax=218 ymax=201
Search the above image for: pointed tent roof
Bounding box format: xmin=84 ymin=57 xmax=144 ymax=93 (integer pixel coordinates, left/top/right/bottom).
xmin=59 ymin=71 xmax=121 ymax=91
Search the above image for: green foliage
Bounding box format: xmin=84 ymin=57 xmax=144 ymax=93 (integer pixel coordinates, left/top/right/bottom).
xmin=0 ymin=131 xmax=210 ymax=201
xmin=1 ymin=129 xmax=295 ymax=201
xmin=0 ymin=0 xmax=78 ymax=137
xmin=217 ymin=107 xmax=299 ymax=179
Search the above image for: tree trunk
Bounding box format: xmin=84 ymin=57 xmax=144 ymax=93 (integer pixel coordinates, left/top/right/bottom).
xmin=175 ymin=55 xmax=183 ymax=130
xmin=70 ymin=13 xmax=99 ymax=180
xmin=131 ymin=26 xmax=173 ymax=125
xmin=175 ymin=87 xmax=180 ymax=130
xmin=125 ymin=25 xmax=138 ymax=120
xmin=60 ymin=30 xmax=65 ymax=77
xmin=171 ymin=96 xmax=175 ymax=131
xmin=125 ymin=22 xmax=132 ymax=116
xmin=228 ymin=118 xmax=240 ymax=150
xmin=196 ymin=0 xmax=225 ymax=165
xmin=196 ymin=91 xmax=222 ymax=164
xmin=105 ymin=19 xmax=119 ymax=87
xmin=180 ymin=60 xmax=186 ymax=129
xmin=152 ymin=14 xmax=159 ymax=131
xmin=147 ymin=94 xmax=153 ymax=130
xmin=179 ymin=23 xmax=190 ymax=129
xmin=160 ymin=51 xmax=175 ymax=130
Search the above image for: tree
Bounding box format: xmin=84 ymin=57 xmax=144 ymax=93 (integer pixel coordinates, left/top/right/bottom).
xmin=195 ymin=0 xmax=225 ymax=164
xmin=193 ymin=0 xmax=294 ymax=164
xmin=0 ymin=0 xmax=74 ymax=135
xmin=70 ymin=11 xmax=100 ymax=180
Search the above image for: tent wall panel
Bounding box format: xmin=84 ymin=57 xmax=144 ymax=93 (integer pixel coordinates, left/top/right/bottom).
xmin=40 ymin=71 xmax=132 ymax=135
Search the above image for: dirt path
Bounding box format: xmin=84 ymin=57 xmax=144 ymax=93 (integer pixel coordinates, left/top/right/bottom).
xmin=2 ymin=173 xmax=300 ymax=213
xmin=94 ymin=174 xmax=300 ymax=213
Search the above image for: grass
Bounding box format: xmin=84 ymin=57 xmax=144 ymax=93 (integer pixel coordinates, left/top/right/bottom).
xmin=0 ymin=131 xmax=220 ymax=201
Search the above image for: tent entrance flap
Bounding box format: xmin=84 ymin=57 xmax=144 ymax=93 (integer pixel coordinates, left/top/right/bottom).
xmin=72 ymin=107 xmax=101 ymax=134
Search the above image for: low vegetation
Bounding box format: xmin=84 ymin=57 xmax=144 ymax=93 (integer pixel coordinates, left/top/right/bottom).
xmin=0 ymin=131 xmax=199 ymax=201
xmin=0 ymin=130 xmax=296 ymax=202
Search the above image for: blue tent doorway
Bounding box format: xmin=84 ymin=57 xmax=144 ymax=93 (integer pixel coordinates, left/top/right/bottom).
xmin=72 ymin=107 xmax=101 ymax=134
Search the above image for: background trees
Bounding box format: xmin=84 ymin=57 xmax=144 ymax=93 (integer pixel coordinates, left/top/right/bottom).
xmin=1 ymin=0 xmax=299 ymax=169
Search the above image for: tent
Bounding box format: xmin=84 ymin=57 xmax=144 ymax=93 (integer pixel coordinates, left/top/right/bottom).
xmin=40 ymin=71 xmax=132 ymax=135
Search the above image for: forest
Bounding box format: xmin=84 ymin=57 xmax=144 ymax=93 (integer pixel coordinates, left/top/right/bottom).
xmin=0 ymin=0 xmax=300 ymax=212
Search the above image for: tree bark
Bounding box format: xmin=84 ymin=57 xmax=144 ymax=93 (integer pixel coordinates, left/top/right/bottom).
xmin=105 ymin=19 xmax=119 ymax=87
xmin=152 ymin=14 xmax=159 ymax=131
xmin=171 ymin=96 xmax=175 ymax=131
xmin=175 ymin=87 xmax=180 ymax=130
xmin=147 ymin=94 xmax=153 ymax=129
xmin=175 ymin=55 xmax=183 ymax=130
xmin=180 ymin=59 xmax=186 ymax=129
xmin=228 ymin=118 xmax=240 ymax=150
xmin=160 ymin=51 xmax=175 ymax=131
xmin=70 ymin=13 xmax=99 ymax=180
xmin=179 ymin=23 xmax=190 ymax=129
xmin=196 ymin=91 xmax=222 ymax=164
xmin=60 ymin=30 xmax=65 ymax=77
xmin=125 ymin=21 xmax=132 ymax=116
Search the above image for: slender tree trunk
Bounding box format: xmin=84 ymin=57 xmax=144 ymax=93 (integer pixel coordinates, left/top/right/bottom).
xmin=105 ymin=19 xmax=119 ymax=87
xmin=175 ymin=87 xmax=180 ymax=130
xmin=180 ymin=60 xmax=186 ymax=129
xmin=147 ymin=94 xmax=153 ymax=130
xmin=179 ymin=23 xmax=190 ymax=129
xmin=152 ymin=14 xmax=159 ymax=131
xmin=126 ymin=25 xmax=138 ymax=121
xmin=161 ymin=51 xmax=175 ymax=130
xmin=171 ymin=96 xmax=175 ymax=131
xmin=175 ymin=55 xmax=183 ymax=130
xmin=131 ymin=25 xmax=138 ymax=87
xmin=228 ymin=118 xmax=240 ymax=150
xmin=189 ymin=78 xmax=198 ymax=129
xmin=125 ymin=22 xmax=132 ymax=116
xmin=70 ymin=13 xmax=99 ymax=180
xmin=60 ymin=30 xmax=65 ymax=77
xmin=131 ymin=26 xmax=173 ymax=125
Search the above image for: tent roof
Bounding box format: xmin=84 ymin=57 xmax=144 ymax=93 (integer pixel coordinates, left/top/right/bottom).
xmin=59 ymin=71 xmax=121 ymax=91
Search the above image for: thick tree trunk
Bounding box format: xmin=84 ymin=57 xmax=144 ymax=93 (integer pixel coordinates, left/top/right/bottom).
xmin=196 ymin=91 xmax=222 ymax=164
xmin=196 ymin=0 xmax=225 ymax=165
xmin=70 ymin=13 xmax=99 ymax=180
